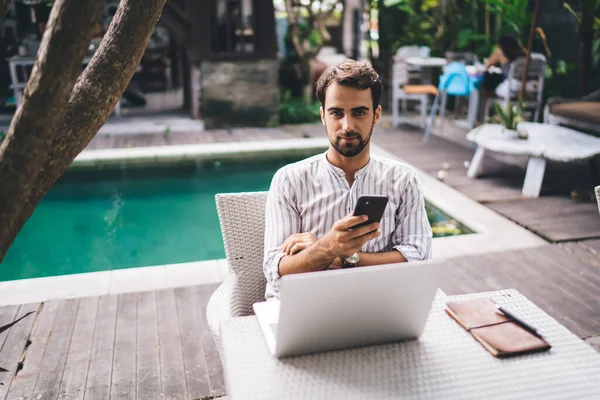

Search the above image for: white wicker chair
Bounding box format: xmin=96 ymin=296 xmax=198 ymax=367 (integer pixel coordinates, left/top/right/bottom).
xmin=206 ymin=192 xmax=269 ymax=357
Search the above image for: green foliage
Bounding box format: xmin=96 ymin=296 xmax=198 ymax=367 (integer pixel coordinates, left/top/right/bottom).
xmin=426 ymin=203 xmax=470 ymax=237
xmin=484 ymin=0 xmax=531 ymax=42
xmin=0 ymin=131 xmax=5 ymax=144
xmin=490 ymin=102 xmax=525 ymax=130
xmin=279 ymin=91 xmax=321 ymax=125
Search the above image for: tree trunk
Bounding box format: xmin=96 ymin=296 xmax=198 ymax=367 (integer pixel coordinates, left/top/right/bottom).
xmin=0 ymin=0 xmax=11 ymax=19
xmin=0 ymin=0 xmax=105 ymax=260
xmin=0 ymin=0 xmax=167 ymax=261
xmin=579 ymin=0 xmax=595 ymax=96
xmin=519 ymin=0 xmax=540 ymax=101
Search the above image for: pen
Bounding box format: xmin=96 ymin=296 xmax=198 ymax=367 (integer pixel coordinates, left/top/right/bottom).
xmin=495 ymin=304 xmax=543 ymax=338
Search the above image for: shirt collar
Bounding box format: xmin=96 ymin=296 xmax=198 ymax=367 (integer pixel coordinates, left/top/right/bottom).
xmin=321 ymin=151 xmax=372 ymax=179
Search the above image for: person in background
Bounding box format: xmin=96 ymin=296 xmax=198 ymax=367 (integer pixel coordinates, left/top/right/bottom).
xmin=478 ymin=35 xmax=527 ymax=122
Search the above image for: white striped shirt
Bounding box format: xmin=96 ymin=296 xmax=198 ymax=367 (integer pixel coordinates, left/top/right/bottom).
xmin=263 ymin=151 xmax=432 ymax=300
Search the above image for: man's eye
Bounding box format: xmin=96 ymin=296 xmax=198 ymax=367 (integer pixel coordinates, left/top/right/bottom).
xmin=331 ymin=111 xmax=343 ymax=117
xmin=353 ymin=110 xmax=366 ymax=116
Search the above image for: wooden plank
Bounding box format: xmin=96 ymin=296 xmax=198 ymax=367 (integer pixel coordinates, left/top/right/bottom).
xmin=559 ymin=241 xmax=600 ymax=268
xmin=504 ymin=247 xmax=599 ymax=337
xmin=58 ymin=297 xmax=99 ymax=400
xmin=174 ymin=286 xmax=211 ymax=399
xmin=0 ymin=304 xmax=39 ymax=399
xmin=156 ymin=289 xmax=187 ymax=400
xmin=111 ymin=293 xmax=138 ymax=400
xmin=84 ymin=295 xmax=118 ymax=400
xmin=536 ymin=246 xmax=600 ymax=304
xmin=0 ymin=306 xmax=19 ymax=352
xmin=6 ymin=301 xmax=60 ymax=400
xmin=193 ymin=284 xmax=225 ymax=397
xmin=31 ymin=299 xmax=79 ymax=400
xmin=580 ymin=239 xmax=600 ymax=254
xmin=136 ymin=291 xmax=161 ymax=400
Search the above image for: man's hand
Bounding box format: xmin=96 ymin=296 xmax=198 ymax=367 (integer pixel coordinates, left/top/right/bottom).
xmin=281 ymin=232 xmax=317 ymax=255
xmin=317 ymin=213 xmax=381 ymax=259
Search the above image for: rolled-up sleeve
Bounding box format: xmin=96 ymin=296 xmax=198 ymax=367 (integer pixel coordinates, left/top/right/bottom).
xmin=392 ymin=171 xmax=433 ymax=261
xmin=263 ymin=169 xmax=301 ymax=300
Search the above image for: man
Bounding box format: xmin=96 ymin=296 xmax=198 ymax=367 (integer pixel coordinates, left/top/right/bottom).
xmin=263 ymin=60 xmax=432 ymax=300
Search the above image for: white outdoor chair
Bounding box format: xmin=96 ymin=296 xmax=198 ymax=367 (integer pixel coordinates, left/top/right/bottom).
xmin=392 ymin=55 xmax=438 ymax=129
xmin=484 ymin=53 xmax=547 ymax=122
xmin=206 ymin=192 xmax=268 ymax=358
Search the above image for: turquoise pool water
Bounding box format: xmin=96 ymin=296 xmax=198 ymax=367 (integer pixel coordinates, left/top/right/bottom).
xmin=1 ymin=158 xmax=469 ymax=282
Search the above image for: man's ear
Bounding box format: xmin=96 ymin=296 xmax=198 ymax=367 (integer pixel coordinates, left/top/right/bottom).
xmin=320 ymin=106 xmax=325 ymax=125
xmin=373 ymin=105 xmax=382 ymax=125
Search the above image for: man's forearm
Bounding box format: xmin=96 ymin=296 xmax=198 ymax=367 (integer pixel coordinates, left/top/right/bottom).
xmin=357 ymin=250 xmax=407 ymax=267
xmin=278 ymin=244 xmax=335 ymax=276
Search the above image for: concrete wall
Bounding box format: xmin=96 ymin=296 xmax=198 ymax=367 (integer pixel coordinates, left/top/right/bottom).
xmin=199 ymin=59 xmax=279 ymax=128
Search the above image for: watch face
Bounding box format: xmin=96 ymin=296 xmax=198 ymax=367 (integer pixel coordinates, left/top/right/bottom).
xmin=343 ymin=253 xmax=359 ymax=268
xmin=345 ymin=253 xmax=359 ymax=263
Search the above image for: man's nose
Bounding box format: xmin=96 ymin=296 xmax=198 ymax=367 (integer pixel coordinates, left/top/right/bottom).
xmin=342 ymin=116 xmax=355 ymax=132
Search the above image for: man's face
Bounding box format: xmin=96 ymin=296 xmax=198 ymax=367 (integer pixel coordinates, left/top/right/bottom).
xmin=320 ymin=83 xmax=381 ymax=158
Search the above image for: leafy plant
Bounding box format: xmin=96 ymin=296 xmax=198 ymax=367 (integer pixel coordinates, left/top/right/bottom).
xmin=490 ymin=102 xmax=525 ymax=130
xmin=279 ymin=91 xmax=321 ymax=125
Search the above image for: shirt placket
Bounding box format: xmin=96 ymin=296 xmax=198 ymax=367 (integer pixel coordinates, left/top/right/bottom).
xmin=347 ymin=174 xmax=360 ymax=214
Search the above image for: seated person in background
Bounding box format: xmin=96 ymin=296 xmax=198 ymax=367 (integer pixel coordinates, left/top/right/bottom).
xmin=263 ymin=60 xmax=433 ymax=300
xmin=479 ymin=35 xmax=527 ymax=120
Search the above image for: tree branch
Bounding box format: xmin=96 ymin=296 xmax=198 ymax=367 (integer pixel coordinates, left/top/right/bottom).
xmin=0 ymin=0 xmax=167 ymax=261
xmin=0 ymin=0 xmax=12 ymax=20
xmin=30 ymin=0 xmax=167 ymax=211
xmin=0 ymin=0 xmax=104 ymax=260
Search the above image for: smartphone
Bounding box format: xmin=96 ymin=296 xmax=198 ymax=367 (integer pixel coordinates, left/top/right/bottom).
xmin=351 ymin=195 xmax=389 ymax=229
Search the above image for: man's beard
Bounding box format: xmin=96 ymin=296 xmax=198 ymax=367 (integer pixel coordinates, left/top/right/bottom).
xmin=328 ymin=123 xmax=374 ymax=158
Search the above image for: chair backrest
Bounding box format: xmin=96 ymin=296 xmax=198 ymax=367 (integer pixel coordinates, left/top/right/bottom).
xmin=438 ymin=62 xmax=472 ymax=96
xmin=216 ymin=191 xmax=268 ymax=316
xmin=392 ymin=56 xmax=410 ymax=87
xmin=396 ymin=45 xmax=421 ymax=58
xmin=506 ymin=53 xmax=547 ymax=100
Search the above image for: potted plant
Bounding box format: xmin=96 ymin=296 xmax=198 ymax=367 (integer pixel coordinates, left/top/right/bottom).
xmin=489 ymin=102 xmax=529 ymax=139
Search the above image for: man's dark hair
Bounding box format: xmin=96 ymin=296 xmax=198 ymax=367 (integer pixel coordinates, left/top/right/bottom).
xmin=316 ymin=60 xmax=383 ymax=110
xmin=498 ymin=35 xmax=526 ymax=62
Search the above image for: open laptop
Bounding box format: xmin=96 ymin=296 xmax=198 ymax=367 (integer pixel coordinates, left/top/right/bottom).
xmin=253 ymin=259 xmax=442 ymax=358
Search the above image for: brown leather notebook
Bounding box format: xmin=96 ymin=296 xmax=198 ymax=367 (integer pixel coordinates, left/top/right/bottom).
xmin=446 ymin=298 xmax=551 ymax=358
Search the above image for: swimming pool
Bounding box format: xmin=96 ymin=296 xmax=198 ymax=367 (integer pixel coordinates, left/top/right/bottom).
xmin=1 ymin=158 xmax=470 ymax=282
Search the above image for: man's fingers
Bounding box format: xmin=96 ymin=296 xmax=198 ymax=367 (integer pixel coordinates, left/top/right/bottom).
xmin=348 ymin=229 xmax=381 ymax=249
xmin=290 ymin=242 xmax=308 ymax=255
xmin=336 ymin=214 xmax=368 ymax=230
xmin=348 ymin=222 xmax=380 ymax=238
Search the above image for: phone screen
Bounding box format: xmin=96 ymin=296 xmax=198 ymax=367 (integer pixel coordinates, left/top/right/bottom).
xmin=352 ymin=195 xmax=389 ymax=229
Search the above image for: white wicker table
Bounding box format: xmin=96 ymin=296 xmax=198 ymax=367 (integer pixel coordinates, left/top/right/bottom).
xmin=220 ymin=289 xmax=600 ymax=399
xmin=466 ymin=122 xmax=600 ymax=197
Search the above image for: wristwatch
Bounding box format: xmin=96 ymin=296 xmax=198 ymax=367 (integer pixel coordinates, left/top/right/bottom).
xmin=342 ymin=252 xmax=360 ymax=268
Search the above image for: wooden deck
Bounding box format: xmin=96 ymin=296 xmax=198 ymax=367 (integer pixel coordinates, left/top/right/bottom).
xmin=0 ymin=285 xmax=223 ymax=400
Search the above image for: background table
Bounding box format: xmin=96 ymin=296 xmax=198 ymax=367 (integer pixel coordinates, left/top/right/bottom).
xmin=221 ymin=289 xmax=600 ymax=400
xmin=466 ymin=122 xmax=600 ymax=197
